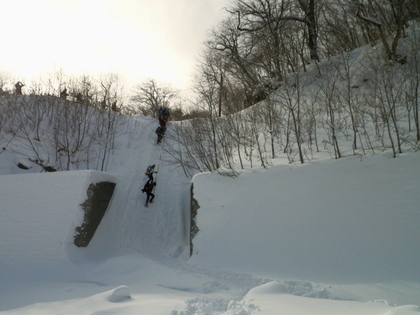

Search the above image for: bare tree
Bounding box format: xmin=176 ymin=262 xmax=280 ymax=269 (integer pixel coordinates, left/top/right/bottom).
xmin=355 ymin=0 xmax=410 ymax=62
xmin=335 ymin=52 xmax=364 ymax=154
xmin=193 ymin=73 xmax=222 ymax=170
xmin=404 ymin=24 xmax=420 ymax=141
xmin=229 ymin=0 xmax=321 ymax=62
xmin=206 ymin=16 xmax=263 ymax=103
xmin=317 ymin=65 xmax=343 ymax=159
xmin=275 ymin=72 xmax=310 ymax=163
xmin=195 ymin=47 xmax=231 ymax=117
xmin=0 ymin=70 xmax=12 ymax=94
xmin=67 ymin=74 xmax=98 ymax=105
xmin=131 ymin=78 xmax=177 ymax=118
xmin=2 ymin=95 xmax=57 ymax=171
xmin=368 ymin=59 xmax=409 ymax=157
xmin=52 ymin=100 xmax=97 ymax=170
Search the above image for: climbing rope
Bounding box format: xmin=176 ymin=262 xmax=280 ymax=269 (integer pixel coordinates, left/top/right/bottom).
xmin=153 ymin=139 xmax=165 ymax=186
xmin=145 ymin=112 xmax=168 ymax=197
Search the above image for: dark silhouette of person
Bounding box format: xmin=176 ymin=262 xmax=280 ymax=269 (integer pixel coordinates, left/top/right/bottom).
xmin=159 ymin=116 xmax=167 ymax=128
xmin=15 ymin=81 xmax=24 ymax=95
xmin=156 ymin=126 xmax=166 ymax=144
xmin=76 ymin=93 xmax=83 ymax=103
xmin=142 ymin=181 xmax=156 ymax=207
xmin=60 ymin=88 xmax=68 ymax=100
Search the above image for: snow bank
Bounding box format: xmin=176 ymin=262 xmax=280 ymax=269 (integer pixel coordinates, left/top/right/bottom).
xmin=0 ymin=170 xmax=117 ymax=283
xmin=239 ymin=281 xmax=394 ymax=315
xmin=190 ymin=153 xmax=420 ymax=285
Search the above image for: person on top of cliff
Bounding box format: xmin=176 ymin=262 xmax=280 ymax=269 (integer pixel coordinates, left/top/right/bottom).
xmin=15 ymin=81 xmax=24 ymax=95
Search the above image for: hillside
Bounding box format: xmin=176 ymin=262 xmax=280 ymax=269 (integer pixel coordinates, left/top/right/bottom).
xmin=0 ymin=109 xmax=419 ymax=314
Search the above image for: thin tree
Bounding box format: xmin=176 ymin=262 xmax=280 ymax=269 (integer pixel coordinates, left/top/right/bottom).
xmin=131 ymin=78 xmax=177 ymax=118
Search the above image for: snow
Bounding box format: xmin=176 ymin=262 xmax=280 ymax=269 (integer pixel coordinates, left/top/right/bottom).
xmin=1 ymin=40 xmax=420 ymax=315
xmin=190 ymin=154 xmax=420 ymax=284
xmin=0 ymin=114 xmax=419 ymax=314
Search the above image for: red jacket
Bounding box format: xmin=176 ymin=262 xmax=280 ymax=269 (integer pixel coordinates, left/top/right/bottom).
xmin=143 ymin=182 xmax=156 ymax=193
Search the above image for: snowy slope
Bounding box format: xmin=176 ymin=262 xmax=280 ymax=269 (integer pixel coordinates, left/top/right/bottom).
xmin=0 ymin=111 xmax=419 ymax=314
xmin=93 ymin=116 xmax=192 ymax=261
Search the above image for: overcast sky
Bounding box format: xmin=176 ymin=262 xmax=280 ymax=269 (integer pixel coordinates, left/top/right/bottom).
xmin=1 ymin=0 xmax=230 ymax=93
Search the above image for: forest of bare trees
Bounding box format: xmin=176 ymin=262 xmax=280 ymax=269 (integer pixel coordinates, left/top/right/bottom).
xmin=164 ymin=0 xmax=420 ymax=176
xmin=0 ymin=71 xmax=132 ymax=172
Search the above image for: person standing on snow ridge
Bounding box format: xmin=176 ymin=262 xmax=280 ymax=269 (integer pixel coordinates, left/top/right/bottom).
xmin=76 ymin=93 xmax=83 ymax=103
xmin=60 ymin=88 xmax=68 ymax=100
xmin=142 ymin=181 xmax=156 ymax=207
xmin=15 ymin=81 xmax=24 ymax=95
xmin=111 ymin=101 xmax=118 ymax=112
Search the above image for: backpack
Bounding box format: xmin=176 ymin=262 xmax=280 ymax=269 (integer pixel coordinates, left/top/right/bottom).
xmin=145 ymin=182 xmax=156 ymax=191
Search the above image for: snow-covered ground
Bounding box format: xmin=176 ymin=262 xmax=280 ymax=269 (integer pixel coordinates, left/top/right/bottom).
xmin=0 ymin=110 xmax=419 ymax=314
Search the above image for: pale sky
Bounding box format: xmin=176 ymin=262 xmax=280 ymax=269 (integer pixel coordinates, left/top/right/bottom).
xmin=0 ymin=0 xmax=230 ymax=93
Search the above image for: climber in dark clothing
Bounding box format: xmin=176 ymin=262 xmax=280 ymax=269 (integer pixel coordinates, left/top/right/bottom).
xmin=156 ymin=126 xmax=166 ymax=144
xmin=159 ymin=116 xmax=167 ymax=128
xmin=142 ymin=181 xmax=156 ymax=207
